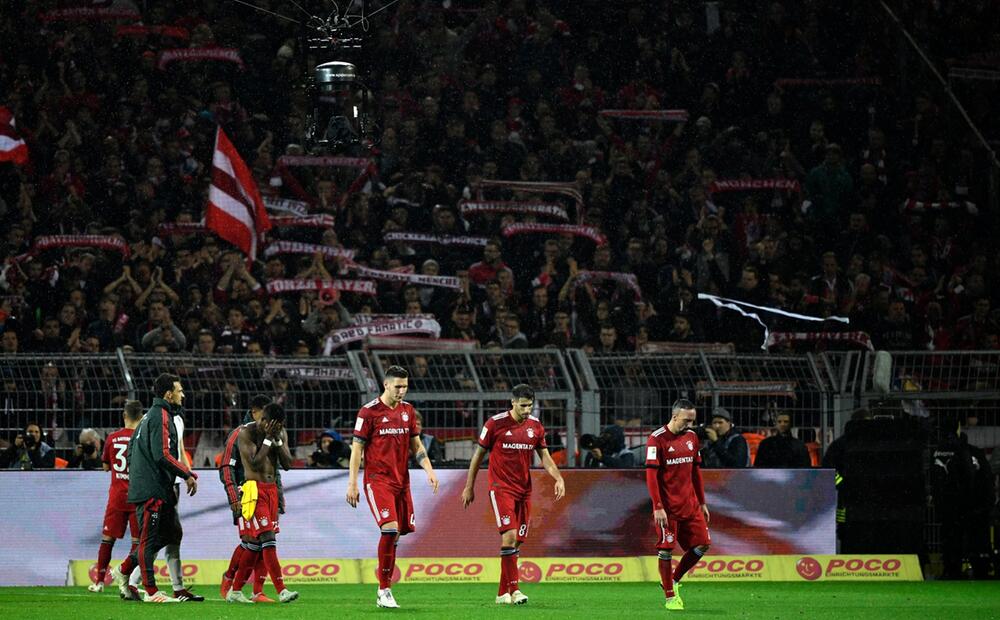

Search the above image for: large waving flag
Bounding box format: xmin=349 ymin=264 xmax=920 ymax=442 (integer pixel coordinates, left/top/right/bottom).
xmin=205 ymin=127 xmax=271 ymax=261
xmin=0 ymin=106 xmax=29 ymax=166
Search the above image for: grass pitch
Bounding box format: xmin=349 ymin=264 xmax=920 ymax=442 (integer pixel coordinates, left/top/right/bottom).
xmin=0 ymin=582 xmax=998 ymax=619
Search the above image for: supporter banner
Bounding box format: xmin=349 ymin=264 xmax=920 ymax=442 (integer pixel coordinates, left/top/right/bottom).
xmin=5 ymin=470 xmax=833 ymax=585
xmin=598 ymin=109 xmax=689 ymax=122
xmin=502 ymin=223 xmax=607 ymax=245
xmin=384 ymin=231 xmax=488 ymax=247
xmin=459 ymin=200 xmax=570 ymax=221
xmin=323 ymin=317 xmax=442 ymax=352
xmin=261 ymin=365 xmax=355 ymax=381
xmin=269 ymin=214 xmax=336 ymax=228
xmin=263 ymin=196 xmax=310 ymax=217
xmin=157 ymin=48 xmax=245 ymax=71
xmin=158 ymin=222 xmax=207 ymax=235
xmin=900 ymin=199 xmax=978 ymax=214
xmin=475 ymin=179 xmax=584 ymax=208
xmin=698 ymin=293 xmax=849 ymax=350
xmin=948 ymin=67 xmax=1000 ymax=82
xmin=31 ymin=235 xmax=130 ymax=259
xmin=264 ymin=241 xmax=356 ymax=261
xmin=366 ymin=335 xmax=478 ymax=350
xmin=575 ymin=270 xmax=641 ymax=298
xmin=353 ymin=313 xmax=435 ymax=325
xmin=165 ymin=213 xmax=339 ymax=239
xmin=115 ymin=24 xmax=190 ymax=40
xmin=352 ymin=265 xmax=461 ymax=290
xmin=709 ymin=179 xmax=801 ymax=193
xmin=278 ymin=155 xmax=372 ymax=169
xmin=265 ymin=278 xmax=377 ymax=296
xmin=774 ymin=77 xmax=882 ymax=87
xmin=39 ymin=6 xmax=140 ymax=21
xmin=765 ymin=331 xmax=874 ymax=351
xmin=640 ymin=342 xmax=735 ymax=354
xmin=695 ymin=380 xmax=797 ymax=399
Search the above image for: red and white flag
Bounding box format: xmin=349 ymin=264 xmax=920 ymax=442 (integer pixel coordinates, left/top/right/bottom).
xmin=206 ymin=127 xmax=271 ymax=261
xmin=0 ymin=106 xmax=29 ymax=166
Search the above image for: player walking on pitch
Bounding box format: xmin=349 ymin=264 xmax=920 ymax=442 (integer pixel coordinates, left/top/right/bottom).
xmin=346 ymin=365 xmax=439 ymax=609
xmin=646 ymin=399 xmax=711 ymax=611
xmin=219 ymin=395 xmax=285 ymax=602
xmin=124 ymin=374 xmax=198 ymax=603
xmin=88 ymin=400 xmax=143 ymax=595
xmin=462 ymin=384 xmax=565 ymax=605
xmin=225 ymin=403 xmax=298 ymax=603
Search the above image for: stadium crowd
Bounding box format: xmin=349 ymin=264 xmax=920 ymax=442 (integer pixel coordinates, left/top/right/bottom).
xmin=1 ymin=1 xmax=999 ymax=455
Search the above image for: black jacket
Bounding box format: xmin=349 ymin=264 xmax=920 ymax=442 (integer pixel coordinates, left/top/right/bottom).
xmin=754 ymin=433 xmax=812 ymax=468
xmin=127 ymin=398 xmax=196 ymax=504
xmin=701 ymin=429 xmax=750 ymax=468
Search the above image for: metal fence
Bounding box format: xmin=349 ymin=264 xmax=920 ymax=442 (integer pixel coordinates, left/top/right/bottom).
xmin=3 ymin=349 xmax=999 ymax=471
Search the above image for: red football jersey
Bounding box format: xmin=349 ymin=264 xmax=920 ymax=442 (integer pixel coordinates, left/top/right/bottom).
xmin=354 ymin=398 xmax=418 ymax=489
xmin=479 ymin=411 xmax=547 ymax=499
xmin=645 ymin=426 xmax=701 ymax=520
xmin=102 ymin=428 xmax=135 ymax=508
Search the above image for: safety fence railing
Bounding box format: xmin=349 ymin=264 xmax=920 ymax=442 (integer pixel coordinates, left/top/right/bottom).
xmin=2 ymin=349 xmax=999 ymax=472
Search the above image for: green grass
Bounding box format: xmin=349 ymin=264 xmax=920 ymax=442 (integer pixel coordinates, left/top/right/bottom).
xmin=1 ymin=582 xmax=999 ymax=619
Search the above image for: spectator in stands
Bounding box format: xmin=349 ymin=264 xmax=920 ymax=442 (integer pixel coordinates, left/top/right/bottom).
xmin=753 ymin=413 xmax=811 ymax=468
xmin=700 ymin=408 xmax=750 ymax=468
xmin=307 ymin=429 xmax=348 ymax=469
xmin=67 ymin=427 xmax=103 ymax=470
xmin=411 ymin=410 xmax=445 ymax=466
xmin=500 ymin=314 xmax=529 ymax=349
xmin=3 ymin=423 xmax=55 ymax=470
xmin=667 ymin=313 xmax=697 ymax=343
xmin=140 ymin=303 xmax=186 ymax=352
xmin=468 ymin=241 xmax=512 ymax=288
xmin=1 ymin=331 xmax=18 ymax=354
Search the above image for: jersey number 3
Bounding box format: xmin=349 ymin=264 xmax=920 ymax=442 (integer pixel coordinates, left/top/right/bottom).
xmin=112 ymin=443 xmax=128 ymax=473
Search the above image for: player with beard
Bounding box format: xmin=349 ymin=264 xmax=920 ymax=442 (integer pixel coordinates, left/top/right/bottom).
xmin=646 ymin=399 xmax=712 ymax=611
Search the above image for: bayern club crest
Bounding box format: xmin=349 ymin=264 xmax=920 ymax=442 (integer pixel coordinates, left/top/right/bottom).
xmin=666 ymin=533 xmax=674 ymax=543
xmin=686 ymin=440 xmax=694 ymax=451
xmin=527 ymin=428 xmax=534 ymax=438
xmin=502 ymin=515 xmax=512 ymax=526
xmin=260 ymin=517 xmax=269 ymax=526
xmin=402 ymin=413 xmax=409 ymax=422
xmin=380 ymin=509 xmax=390 ymax=518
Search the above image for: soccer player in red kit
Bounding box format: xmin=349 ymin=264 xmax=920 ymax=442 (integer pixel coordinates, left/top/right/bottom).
xmin=88 ymin=400 xmax=144 ymax=595
xmin=461 ymin=384 xmax=565 ymax=605
xmin=346 ymin=365 xmax=439 ymax=609
xmin=646 ymin=399 xmax=711 ymax=611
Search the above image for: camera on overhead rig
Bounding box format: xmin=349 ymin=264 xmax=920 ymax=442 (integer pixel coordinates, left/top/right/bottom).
xmin=303 ymin=12 xmax=375 ymax=155
xmin=233 ymin=0 xmax=394 ymax=154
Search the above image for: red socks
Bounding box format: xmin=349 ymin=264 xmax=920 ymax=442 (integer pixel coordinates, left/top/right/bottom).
xmin=500 ymin=547 xmax=519 ymax=595
xmin=658 ymin=551 xmax=674 ymax=598
xmin=253 ymin=551 xmax=267 ymax=594
xmin=119 ymin=542 xmax=137 ymax=578
xmin=261 ymin=543 xmax=285 ymax=593
xmin=96 ymin=540 xmax=113 ymax=584
xmin=232 ymin=543 xmax=259 ymax=591
xmin=377 ymin=531 xmax=398 ymax=589
xmin=224 ymin=543 xmax=245 ymax=580
xmin=673 ymin=548 xmax=704 ymax=584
